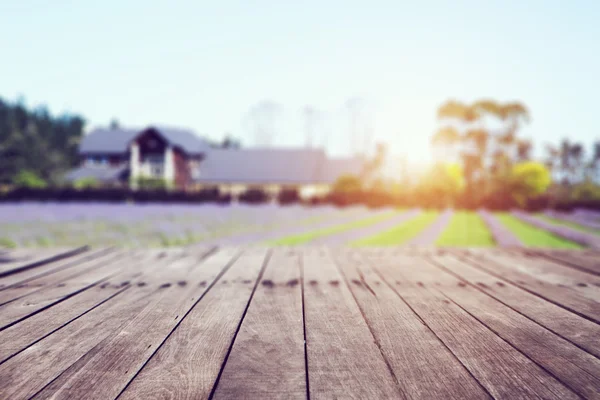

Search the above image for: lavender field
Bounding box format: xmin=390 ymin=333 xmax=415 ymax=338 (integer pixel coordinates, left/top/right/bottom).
xmin=0 ymin=203 xmax=373 ymax=248
xmin=0 ymin=203 xmax=598 ymax=249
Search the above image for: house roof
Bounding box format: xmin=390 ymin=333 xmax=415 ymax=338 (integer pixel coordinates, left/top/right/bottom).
xmin=195 ymin=148 xmax=364 ymax=185
xmin=79 ymin=126 xmax=209 ymax=155
xmin=64 ymin=165 xmax=128 ymax=183
xmin=195 ymin=148 xmax=327 ymax=184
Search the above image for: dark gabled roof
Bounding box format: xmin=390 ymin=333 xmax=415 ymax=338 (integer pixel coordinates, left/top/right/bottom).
xmin=195 ymin=148 xmax=328 ymax=184
xmin=195 ymin=148 xmax=364 ymax=185
xmin=64 ymin=165 xmax=128 ymax=182
xmin=79 ymin=126 xmax=209 ymax=155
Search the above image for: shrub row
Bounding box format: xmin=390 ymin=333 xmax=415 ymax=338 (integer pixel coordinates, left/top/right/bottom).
xmin=1 ymin=187 xmax=599 ymax=210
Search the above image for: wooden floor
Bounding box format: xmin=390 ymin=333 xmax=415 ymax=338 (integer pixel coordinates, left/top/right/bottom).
xmin=0 ymin=246 xmax=599 ymax=399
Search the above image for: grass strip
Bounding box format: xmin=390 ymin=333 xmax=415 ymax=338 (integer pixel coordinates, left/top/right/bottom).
xmin=436 ymin=211 xmax=495 ymax=247
xmin=537 ymin=214 xmax=600 ymax=236
xmin=352 ymin=211 xmax=438 ymax=246
xmin=496 ymin=213 xmax=583 ymax=249
xmin=270 ymin=211 xmax=400 ymax=245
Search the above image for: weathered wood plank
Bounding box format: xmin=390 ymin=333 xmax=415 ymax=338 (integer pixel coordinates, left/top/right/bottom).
xmin=0 ymin=249 xmax=123 ymax=306
xmin=0 ymin=250 xmax=128 ymax=329
xmin=118 ymin=248 xmax=267 ymax=400
xmin=0 ymin=247 xmax=114 ymax=291
xmin=0 ymin=247 xmax=88 ymax=277
xmin=424 ymin=255 xmax=600 ymax=399
xmin=430 ymin=254 xmax=600 ymax=359
xmin=374 ymin=255 xmax=579 ymax=399
xmin=302 ymin=248 xmax=403 ymax=399
xmin=463 ymin=252 xmax=600 ymax=323
xmin=212 ymin=249 xmax=306 ymax=399
xmin=32 ymin=248 xmax=239 ymax=400
xmin=489 ymin=252 xmax=600 ymax=302
xmin=0 ymin=275 xmax=159 ymax=399
xmin=333 ymin=251 xmax=490 ymax=399
xmin=0 ymin=250 xmax=157 ymax=363
xmin=0 ymin=250 xmax=209 ymax=400
xmin=541 ymin=250 xmax=600 ymax=276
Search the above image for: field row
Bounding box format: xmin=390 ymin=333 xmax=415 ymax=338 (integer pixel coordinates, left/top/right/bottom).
xmin=0 ymin=204 xmax=598 ymax=248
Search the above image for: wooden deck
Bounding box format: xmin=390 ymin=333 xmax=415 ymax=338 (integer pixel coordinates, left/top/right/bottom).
xmin=0 ymin=246 xmax=599 ymax=399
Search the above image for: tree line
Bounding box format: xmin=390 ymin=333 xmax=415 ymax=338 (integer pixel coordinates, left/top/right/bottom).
xmin=0 ymin=97 xmax=85 ymax=186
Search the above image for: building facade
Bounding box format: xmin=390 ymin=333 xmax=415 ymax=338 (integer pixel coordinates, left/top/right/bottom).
xmin=66 ymin=126 xmax=364 ymax=195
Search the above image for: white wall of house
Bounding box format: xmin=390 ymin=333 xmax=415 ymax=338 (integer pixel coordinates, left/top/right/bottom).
xmin=164 ymin=146 xmax=175 ymax=183
xmin=130 ymin=143 xmax=140 ymax=188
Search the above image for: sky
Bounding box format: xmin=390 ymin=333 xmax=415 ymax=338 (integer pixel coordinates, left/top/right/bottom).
xmin=1 ymin=0 xmax=599 ymax=172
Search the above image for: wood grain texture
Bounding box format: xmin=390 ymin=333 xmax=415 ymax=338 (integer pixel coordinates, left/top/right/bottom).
xmin=334 ymin=251 xmax=490 ymax=399
xmin=430 ymin=254 xmax=600 ymax=359
xmin=33 ymin=248 xmax=238 ymax=400
xmin=374 ymin=255 xmax=579 ymax=400
xmin=491 ymin=252 xmax=600 ymax=302
xmin=119 ymin=248 xmax=268 ymax=400
xmin=0 ymin=247 xmax=87 ymax=277
xmin=424 ymin=255 xmax=600 ymax=399
xmin=0 ymin=251 xmax=157 ymax=363
xmin=0 ymin=250 xmax=128 ymax=328
xmin=302 ymin=248 xmax=403 ymax=399
xmin=0 ymin=276 xmax=157 ymax=399
xmin=0 ymin=247 xmax=113 ymax=290
xmin=212 ymin=249 xmax=306 ymax=399
xmin=0 ymin=249 xmax=123 ymax=307
xmin=541 ymin=250 xmax=600 ymax=276
xmin=464 ymin=252 xmax=600 ymax=323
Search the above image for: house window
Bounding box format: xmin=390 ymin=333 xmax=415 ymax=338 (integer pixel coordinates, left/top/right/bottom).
xmin=151 ymin=165 xmax=164 ymax=177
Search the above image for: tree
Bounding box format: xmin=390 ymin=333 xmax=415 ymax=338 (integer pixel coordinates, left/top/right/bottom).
xmin=12 ymin=170 xmax=47 ymax=188
xmin=332 ymin=175 xmax=362 ymax=193
xmin=510 ymin=161 xmax=551 ymax=204
xmin=433 ymin=99 xmax=532 ymax=204
xmin=0 ymin=97 xmax=85 ymax=185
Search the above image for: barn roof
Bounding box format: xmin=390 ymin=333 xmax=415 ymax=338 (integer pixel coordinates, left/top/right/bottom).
xmin=79 ymin=126 xmax=210 ymax=155
xmin=195 ymin=149 xmax=364 ymax=185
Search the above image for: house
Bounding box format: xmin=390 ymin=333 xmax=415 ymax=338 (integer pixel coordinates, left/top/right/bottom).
xmin=66 ymin=126 xmax=364 ymax=196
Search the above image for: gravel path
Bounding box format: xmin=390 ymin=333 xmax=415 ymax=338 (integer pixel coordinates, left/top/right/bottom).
xmin=544 ymin=210 xmax=600 ymax=231
xmin=406 ymin=209 xmax=454 ymax=246
xmin=202 ymin=207 xmax=395 ymax=246
xmin=512 ymin=210 xmax=600 ymax=249
xmin=478 ymin=209 xmax=522 ymax=247
xmin=311 ymin=209 xmax=421 ymax=245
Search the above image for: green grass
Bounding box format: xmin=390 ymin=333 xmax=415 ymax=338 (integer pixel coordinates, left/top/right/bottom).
xmin=537 ymin=214 xmax=600 ymax=235
xmin=496 ymin=213 xmax=583 ymax=249
xmin=0 ymin=237 xmax=17 ymax=249
xmin=270 ymin=211 xmax=400 ymax=245
xmin=352 ymin=211 xmax=438 ymax=246
xmin=436 ymin=212 xmax=495 ymax=247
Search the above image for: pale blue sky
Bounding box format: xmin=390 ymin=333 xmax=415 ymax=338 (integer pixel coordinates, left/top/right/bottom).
xmin=1 ymin=0 xmax=599 ymax=168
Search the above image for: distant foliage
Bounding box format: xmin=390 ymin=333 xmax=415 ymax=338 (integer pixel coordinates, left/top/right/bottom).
xmin=333 ymin=175 xmax=362 ymax=193
xmin=73 ymin=177 xmax=99 ymax=189
xmin=0 ymin=97 xmax=85 ymax=185
xmin=510 ymin=161 xmax=551 ymax=204
xmin=135 ymin=177 xmax=167 ymax=190
xmin=277 ymin=188 xmax=300 ymax=205
xmin=238 ymin=188 xmax=271 ymax=204
xmin=12 ymin=170 xmax=47 ymax=188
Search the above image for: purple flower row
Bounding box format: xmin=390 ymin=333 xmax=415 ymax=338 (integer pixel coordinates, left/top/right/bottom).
xmin=511 ymin=210 xmax=600 ymax=249
xmin=478 ymin=210 xmax=522 ymax=247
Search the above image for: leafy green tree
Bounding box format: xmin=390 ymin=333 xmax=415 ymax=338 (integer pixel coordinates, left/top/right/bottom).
xmin=12 ymin=170 xmax=47 ymax=188
xmin=0 ymin=97 xmax=85 ymax=185
xmin=510 ymin=161 xmax=551 ymax=204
